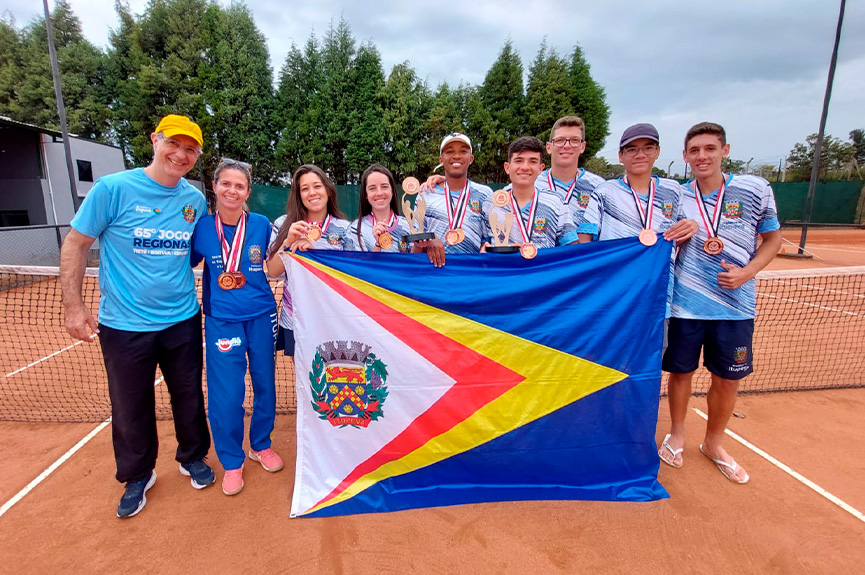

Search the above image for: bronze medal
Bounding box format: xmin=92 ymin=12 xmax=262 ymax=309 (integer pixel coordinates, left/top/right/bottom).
xmin=520 ymin=242 xmax=538 ymax=260
xmin=231 ymin=271 xmax=246 ymax=289
xmin=217 ymin=272 xmax=236 ymax=290
xmin=306 ymin=226 xmax=322 ymax=242
xmin=445 ymin=229 xmax=464 ymax=246
xmin=377 ymin=233 xmax=394 ymax=250
xmin=638 ymin=229 xmax=658 ymax=247
xmin=703 ymin=237 xmax=724 ymax=255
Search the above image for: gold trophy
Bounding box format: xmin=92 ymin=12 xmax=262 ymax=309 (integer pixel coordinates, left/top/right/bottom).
xmin=487 ymin=190 xmax=520 ymax=254
xmin=401 ymin=177 xmax=435 ymax=242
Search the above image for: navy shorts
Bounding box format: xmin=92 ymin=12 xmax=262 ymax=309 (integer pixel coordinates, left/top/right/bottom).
xmin=275 ymin=325 xmax=295 ymax=356
xmin=662 ymin=318 xmax=754 ymax=380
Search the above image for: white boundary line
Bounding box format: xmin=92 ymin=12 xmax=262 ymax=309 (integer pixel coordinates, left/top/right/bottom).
xmin=756 ymin=292 xmax=862 ymax=318
xmin=4 ymin=341 xmax=86 ymax=378
xmin=0 ymin=418 xmax=111 ymax=520
xmin=692 ymin=408 xmax=865 ymax=524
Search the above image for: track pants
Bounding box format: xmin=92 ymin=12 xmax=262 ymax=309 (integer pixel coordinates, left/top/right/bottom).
xmin=99 ymin=310 xmax=211 ymax=484
xmin=204 ymin=311 xmax=278 ymax=471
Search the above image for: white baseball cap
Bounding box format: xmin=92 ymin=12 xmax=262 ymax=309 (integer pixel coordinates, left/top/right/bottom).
xmin=440 ymin=132 xmax=472 ymax=153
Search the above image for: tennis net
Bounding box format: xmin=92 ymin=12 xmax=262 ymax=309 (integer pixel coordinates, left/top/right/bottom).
xmin=1 ymin=265 xmax=863 ymax=422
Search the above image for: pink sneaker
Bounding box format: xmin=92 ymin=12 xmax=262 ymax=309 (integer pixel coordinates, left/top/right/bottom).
xmin=222 ymin=467 xmax=244 ymax=495
xmin=248 ymin=448 xmax=284 ymax=472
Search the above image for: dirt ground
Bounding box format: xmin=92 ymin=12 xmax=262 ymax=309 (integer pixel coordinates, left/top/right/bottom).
xmin=1 ymin=388 xmax=863 ymax=575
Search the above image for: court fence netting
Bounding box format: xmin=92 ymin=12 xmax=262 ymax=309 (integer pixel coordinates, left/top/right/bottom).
xmin=1 ymin=264 xmax=864 ymax=423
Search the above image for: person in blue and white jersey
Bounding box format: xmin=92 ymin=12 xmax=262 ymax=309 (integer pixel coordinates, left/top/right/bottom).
xmin=266 ymin=165 xmax=350 ymax=357
xmin=577 ymin=123 xmax=699 ymax=312
xmin=537 ymin=116 xmax=605 ymax=229
xmin=60 ymin=114 xmax=214 ymax=518
xmin=481 ymin=136 xmax=578 ymax=251
xmin=345 ymin=164 xmax=412 ymax=253
xmin=191 ymin=158 xmax=283 ymax=497
xmin=659 ymin=122 xmax=782 ymax=484
xmin=417 ymin=133 xmax=493 ymax=264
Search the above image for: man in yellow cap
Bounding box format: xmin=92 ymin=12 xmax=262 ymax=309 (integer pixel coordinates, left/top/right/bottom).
xmin=60 ymin=114 xmax=215 ymax=518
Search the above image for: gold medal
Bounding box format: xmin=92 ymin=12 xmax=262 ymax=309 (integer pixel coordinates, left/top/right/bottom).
xmin=492 ymin=190 xmax=510 ymax=208
xmin=217 ymin=272 xmax=235 ymax=290
xmin=377 ymin=233 xmax=393 ymax=250
xmin=638 ymin=229 xmax=657 ymax=246
xmin=402 ymin=177 xmax=420 ymax=194
xmin=703 ymin=237 xmax=724 ymax=255
xmin=445 ymin=229 xmax=464 ymax=246
xmin=306 ymin=226 xmax=322 ymax=242
xmin=520 ymin=242 xmax=538 ymax=260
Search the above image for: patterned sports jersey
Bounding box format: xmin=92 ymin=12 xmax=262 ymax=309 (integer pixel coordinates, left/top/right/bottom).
xmin=344 ymin=214 xmax=412 ymax=253
xmin=486 ymin=186 xmax=577 ymax=248
xmin=578 ymin=175 xmax=686 ymax=317
xmin=671 ymin=174 xmax=780 ymax=320
xmin=269 ymin=214 xmax=350 ymax=329
xmin=536 ymin=168 xmax=605 ymax=225
xmin=422 ymin=180 xmax=492 ymax=254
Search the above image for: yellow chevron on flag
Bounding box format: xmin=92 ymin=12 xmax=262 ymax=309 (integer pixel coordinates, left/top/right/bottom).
xmin=295 ymin=256 xmax=628 ymax=516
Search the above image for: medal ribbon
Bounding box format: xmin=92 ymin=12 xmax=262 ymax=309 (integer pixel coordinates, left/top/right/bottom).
xmin=548 ymin=169 xmax=584 ymax=203
xmin=308 ymin=214 xmax=332 ymax=236
xmin=622 ymin=175 xmax=657 ymax=230
xmin=509 ymin=189 xmax=539 ymax=244
xmin=693 ymin=177 xmax=726 ymax=239
xmin=368 ymin=211 xmax=397 ymax=231
xmin=443 ymin=180 xmax=471 ymax=230
xmin=215 ymin=211 xmax=247 ymax=273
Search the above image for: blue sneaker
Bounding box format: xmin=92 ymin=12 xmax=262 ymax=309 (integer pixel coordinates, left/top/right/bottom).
xmin=117 ymin=471 xmax=156 ymax=518
xmin=179 ymin=459 xmax=215 ymax=489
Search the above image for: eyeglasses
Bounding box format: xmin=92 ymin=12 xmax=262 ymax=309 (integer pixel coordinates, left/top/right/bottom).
xmin=157 ymin=134 xmax=202 ymax=157
xmin=218 ymin=157 xmax=252 ymax=175
xmin=621 ymin=144 xmax=659 ymax=157
xmin=549 ymin=138 xmax=584 ymax=148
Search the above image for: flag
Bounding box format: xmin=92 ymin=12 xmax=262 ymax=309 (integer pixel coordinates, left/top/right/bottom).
xmin=287 ymin=237 xmax=671 ymax=518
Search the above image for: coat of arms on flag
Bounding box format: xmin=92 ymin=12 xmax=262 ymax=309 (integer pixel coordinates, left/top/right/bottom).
xmin=284 ymin=238 xmax=672 ymax=518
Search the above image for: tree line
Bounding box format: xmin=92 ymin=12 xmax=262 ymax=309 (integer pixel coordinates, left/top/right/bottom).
xmin=0 ymin=0 xmax=610 ymax=186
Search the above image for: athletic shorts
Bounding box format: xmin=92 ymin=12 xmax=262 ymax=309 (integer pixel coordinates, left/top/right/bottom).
xmin=275 ymin=325 xmax=295 ymax=356
xmin=662 ymin=318 xmax=754 ymax=380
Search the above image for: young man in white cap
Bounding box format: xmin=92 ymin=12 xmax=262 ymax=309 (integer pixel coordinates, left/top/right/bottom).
xmin=419 ymin=132 xmax=493 ymax=258
xmin=660 ymin=122 xmax=781 ymax=484
xmin=61 ymin=114 xmax=215 ymax=518
xmin=538 ymin=116 xmax=605 ymax=230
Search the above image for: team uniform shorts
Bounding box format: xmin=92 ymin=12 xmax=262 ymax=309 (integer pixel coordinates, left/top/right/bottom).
xmin=662 ymin=318 xmax=754 ymax=380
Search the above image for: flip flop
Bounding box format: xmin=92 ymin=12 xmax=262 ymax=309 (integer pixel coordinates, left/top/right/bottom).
xmin=658 ymin=434 xmax=683 ymax=468
xmin=700 ymin=444 xmax=750 ymax=484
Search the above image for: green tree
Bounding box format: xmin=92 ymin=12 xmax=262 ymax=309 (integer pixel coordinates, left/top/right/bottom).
xmin=721 ymin=158 xmax=746 ymax=173
xmin=567 ymin=45 xmax=609 ymax=159
xmin=478 ymin=39 xmax=524 ymax=181
xmin=582 ymin=156 xmax=623 ymax=180
xmin=786 ymin=133 xmax=855 ymax=181
xmin=319 ymin=17 xmax=356 ymax=184
xmin=345 ymin=42 xmax=385 ymax=183
xmin=525 ymin=41 xmax=572 ymax=143
xmin=0 ymin=18 xmax=23 ymax=119
xmin=381 ymin=62 xmax=431 ymax=181
xmin=849 ymin=128 xmax=865 ymax=166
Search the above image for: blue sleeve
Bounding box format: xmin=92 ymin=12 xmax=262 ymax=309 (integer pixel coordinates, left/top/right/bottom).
xmin=70 ymin=178 xmax=115 ymax=239
xmin=190 ymin=221 xmax=204 ymax=267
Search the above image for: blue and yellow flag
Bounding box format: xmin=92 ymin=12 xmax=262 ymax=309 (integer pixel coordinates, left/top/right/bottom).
xmin=287 ymin=238 xmax=670 ymax=517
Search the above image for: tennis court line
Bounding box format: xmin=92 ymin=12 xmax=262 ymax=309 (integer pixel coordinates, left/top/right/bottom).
xmin=4 ymin=340 xmax=87 ymax=378
xmin=756 ymin=292 xmax=862 ymax=318
xmin=773 ymin=279 xmax=865 ymax=300
xmin=0 ymin=418 xmax=111 ymax=520
xmin=693 ymin=408 xmax=865 ymax=524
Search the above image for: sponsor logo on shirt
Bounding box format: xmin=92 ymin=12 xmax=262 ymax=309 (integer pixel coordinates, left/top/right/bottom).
xmin=662 ymin=202 xmax=674 ymax=219
xmin=248 ymin=245 xmax=262 ymax=264
xmin=182 ymin=203 xmax=197 ymax=223
xmin=533 ymin=218 xmax=548 ymax=234
xmin=326 ymin=234 xmax=342 ymax=246
xmin=724 ymin=201 xmax=742 ymax=219
xmin=468 ymin=199 xmax=481 ymax=214
xmin=135 ymin=205 xmax=163 ymax=214
xmin=216 ymin=337 xmax=242 ymax=352
xmin=578 ymin=192 xmax=591 ymax=208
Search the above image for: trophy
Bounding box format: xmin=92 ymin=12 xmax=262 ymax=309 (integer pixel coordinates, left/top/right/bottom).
xmin=401 ymin=177 xmax=435 ymax=242
xmin=486 ymin=190 xmax=520 ymax=254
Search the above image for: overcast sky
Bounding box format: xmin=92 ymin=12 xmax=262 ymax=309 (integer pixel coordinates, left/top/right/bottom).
xmin=3 ymin=0 xmax=863 ymax=172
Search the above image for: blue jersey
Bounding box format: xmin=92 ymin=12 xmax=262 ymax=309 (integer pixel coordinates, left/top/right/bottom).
xmin=269 ymin=214 xmax=350 ymax=329
xmin=344 ymin=214 xmax=412 ymax=253
xmin=70 ymin=168 xmax=206 ymax=331
xmin=422 ymin=180 xmax=492 ymax=254
xmin=536 ymin=168 xmax=605 ymax=225
xmin=578 ymin=175 xmax=686 ymax=317
xmin=671 ymin=174 xmax=780 ymax=320
xmin=485 ymin=186 xmax=577 ymax=248
xmin=191 ymin=212 xmax=276 ymax=321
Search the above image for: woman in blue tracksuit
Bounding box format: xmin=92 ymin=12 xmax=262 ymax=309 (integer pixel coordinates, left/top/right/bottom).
xmin=191 ymin=159 xmax=283 ymax=496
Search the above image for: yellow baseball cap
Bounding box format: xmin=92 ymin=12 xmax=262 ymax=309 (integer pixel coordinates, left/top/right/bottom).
xmin=154 ymin=114 xmax=204 ymax=147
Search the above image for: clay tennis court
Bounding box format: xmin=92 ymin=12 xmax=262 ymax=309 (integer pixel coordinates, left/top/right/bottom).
xmin=1 ymin=232 xmax=864 ymax=573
